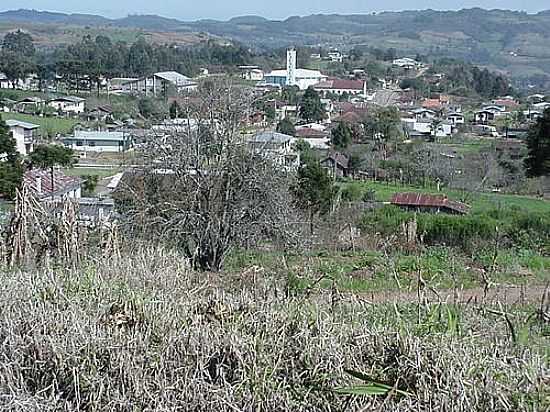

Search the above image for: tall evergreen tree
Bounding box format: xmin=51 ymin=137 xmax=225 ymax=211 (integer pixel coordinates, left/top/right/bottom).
xmin=331 ymin=122 xmax=352 ymax=149
xmin=524 ymin=109 xmax=550 ymax=178
xmin=291 ymin=158 xmax=335 ymax=234
xmin=0 ymin=116 xmax=23 ymax=199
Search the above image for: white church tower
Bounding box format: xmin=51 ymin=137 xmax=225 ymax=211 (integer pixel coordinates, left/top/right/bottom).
xmin=286 ymin=48 xmax=297 ymax=87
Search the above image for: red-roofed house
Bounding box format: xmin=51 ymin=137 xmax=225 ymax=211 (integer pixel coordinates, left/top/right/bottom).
xmin=391 ymin=193 xmax=469 ymax=215
xmin=24 ymin=168 xmax=83 ymax=200
xmin=313 ymin=79 xmax=367 ymax=98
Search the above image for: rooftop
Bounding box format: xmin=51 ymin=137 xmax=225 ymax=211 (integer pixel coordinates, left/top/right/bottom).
xmin=50 ymin=96 xmax=86 ymax=103
xmin=313 ymin=79 xmax=365 ymax=90
xmin=265 ymin=69 xmax=327 ymax=79
xmin=251 ymin=131 xmax=294 ymax=144
xmin=391 ymin=192 xmax=470 ymax=214
xmin=24 ymin=168 xmax=83 ymax=199
xmin=68 ymin=131 xmax=126 ymax=141
xmin=154 ymin=71 xmax=196 ymax=86
xmin=5 ymin=119 xmax=40 ymax=130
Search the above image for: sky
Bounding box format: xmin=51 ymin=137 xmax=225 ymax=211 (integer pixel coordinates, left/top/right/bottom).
xmin=0 ymin=1 xmax=548 ymax=21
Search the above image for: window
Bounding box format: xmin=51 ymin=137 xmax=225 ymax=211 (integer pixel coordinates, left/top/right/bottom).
xmin=76 ymin=140 xmax=83 ymax=146
xmin=89 ymin=141 xmax=96 ymax=147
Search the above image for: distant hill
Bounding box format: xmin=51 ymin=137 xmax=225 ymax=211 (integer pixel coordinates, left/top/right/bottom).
xmin=1 ymin=8 xmax=550 ymax=80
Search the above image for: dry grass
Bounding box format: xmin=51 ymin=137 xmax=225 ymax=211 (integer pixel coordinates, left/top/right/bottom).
xmin=0 ymin=248 xmax=548 ymax=411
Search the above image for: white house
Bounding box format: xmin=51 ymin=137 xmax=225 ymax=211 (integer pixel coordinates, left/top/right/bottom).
xmin=62 ymin=130 xmax=132 ymax=153
xmin=410 ymin=108 xmax=436 ymax=122
xmin=239 ymin=66 xmax=264 ymax=81
xmin=392 ymin=58 xmax=421 ymax=70
xmin=48 ymin=96 xmax=86 ymax=115
xmin=402 ymin=118 xmax=453 ymax=138
xmin=327 ymin=51 xmax=344 ymax=63
xmin=24 ymin=168 xmax=82 ymax=200
xmin=446 ymin=112 xmax=465 ymax=125
xmin=249 ymin=131 xmax=300 ymax=170
xmin=6 ymin=119 xmax=39 ymax=156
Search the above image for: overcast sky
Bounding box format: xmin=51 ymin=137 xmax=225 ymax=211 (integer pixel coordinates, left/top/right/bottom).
xmin=1 ymin=1 xmax=548 ymax=21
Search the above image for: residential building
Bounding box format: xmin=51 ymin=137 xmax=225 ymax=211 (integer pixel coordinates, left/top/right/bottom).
xmin=24 ymin=168 xmax=82 ymax=200
xmin=474 ymin=106 xmax=507 ymax=124
xmin=118 ymin=71 xmax=198 ymax=96
xmin=6 ymin=119 xmax=39 ymax=156
xmin=410 ymin=108 xmax=436 ymax=121
xmin=391 ymin=193 xmax=469 ymax=215
xmin=15 ymin=96 xmax=45 ymax=113
xmin=401 ymin=118 xmax=453 ymax=138
xmin=446 ymin=112 xmax=465 ymax=125
xmin=327 ymin=51 xmax=344 ymax=63
xmin=321 ymin=152 xmax=349 ymax=178
xmin=62 ymin=130 xmax=131 ymax=152
xmin=392 ymin=58 xmax=420 ymax=70
xmin=313 ymin=79 xmax=367 ymax=98
xmin=48 ymin=96 xmax=86 ymax=115
xmin=249 ymin=131 xmax=300 ymax=170
xmin=239 ymin=66 xmax=264 ymax=81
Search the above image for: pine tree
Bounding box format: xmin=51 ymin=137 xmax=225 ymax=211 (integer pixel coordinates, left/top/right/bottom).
xmin=331 ymin=122 xmax=352 ymax=149
xmin=525 ymin=109 xmax=550 ymax=178
xmin=291 ymin=158 xmax=335 ymax=234
xmin=0 ymin=116 xmax=23 ymax=199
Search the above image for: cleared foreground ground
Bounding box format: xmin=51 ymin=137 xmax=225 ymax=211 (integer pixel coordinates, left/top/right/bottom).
xmin=0 ymin=251 xmax=548 ymax=411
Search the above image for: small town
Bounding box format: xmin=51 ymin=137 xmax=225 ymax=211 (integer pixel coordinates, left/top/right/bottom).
xmin=0 ymin=3 xmax=548 ymax=411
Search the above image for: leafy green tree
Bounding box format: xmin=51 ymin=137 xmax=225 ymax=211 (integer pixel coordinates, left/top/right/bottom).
xmin=299 ymin=87 xmax=325 ymax=123
xmin=331 ymin=122 xmax=352 ymax=149
xmin=292 ymin=158 xmax=335 ymax=234
xmin=29 ymin=145 xmax=75 ymax=198
xmin=0 ymin=116 xmax=23 ymax=199
xmin=524 ymin=109 xmax=550 ymax=178
xmin=276 ymin=118 xmax=296 ymax=136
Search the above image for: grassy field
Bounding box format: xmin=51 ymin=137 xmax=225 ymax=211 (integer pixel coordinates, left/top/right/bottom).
xmin=0 ymin=251 xmax=547 ymax=411
xmin=1 ymin=112 xmax=82 ymax=138
xmin=64 ymin=167 xmax=120 ymax=179
xmin=340 ymin=180 xmax=550 ymax=214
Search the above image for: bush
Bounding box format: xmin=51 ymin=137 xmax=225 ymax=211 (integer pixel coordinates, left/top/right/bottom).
xmin=360 ymin=205 xmax=550 ymax=249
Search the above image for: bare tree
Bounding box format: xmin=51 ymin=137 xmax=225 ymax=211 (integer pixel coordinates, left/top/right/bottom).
xmin=116 ymin=81 xmax=301 ymax=271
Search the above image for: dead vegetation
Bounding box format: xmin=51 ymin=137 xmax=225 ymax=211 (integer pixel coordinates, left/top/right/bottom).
xmin=0 ymin=250 xmax=548 ymax=411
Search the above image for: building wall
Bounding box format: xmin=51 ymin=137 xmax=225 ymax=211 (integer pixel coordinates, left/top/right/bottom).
xmin=49 ymin=101 xmax=85 ymax=114
xmin=9 ymin=126 xmax=32 ymax=156
xmin=63 ymin=139 xmax=127 ymax=153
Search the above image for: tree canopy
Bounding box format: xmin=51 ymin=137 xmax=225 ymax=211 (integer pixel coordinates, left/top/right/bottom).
xmin=331 ymin=122 xmax=353 ymax=149
xmin=299 ymin=88 xmax=324 ymax=123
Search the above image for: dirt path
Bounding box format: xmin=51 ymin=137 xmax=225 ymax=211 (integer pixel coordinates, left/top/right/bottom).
xmin=348 ymin=283 xmax=549 ymax=306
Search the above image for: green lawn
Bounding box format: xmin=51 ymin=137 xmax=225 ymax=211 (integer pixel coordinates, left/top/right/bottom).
xmin=64 ymin=167 xmax=120 ymax=179
xmin=1 ymin=113 xmax=82 ymax=138
xmin=341 ymin=180 xmax=550 ymax=214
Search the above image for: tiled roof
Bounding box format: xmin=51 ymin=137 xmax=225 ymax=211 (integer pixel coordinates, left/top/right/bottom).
xmin=24 ymin=169 xmax=83 ymax=198
xmin=391 ymin=192 xmax=470 ymax=214
xmin=314 ymin=79 xmax=365 ymax=90
xmin=295 ymin=128 xmax=329 ymax=138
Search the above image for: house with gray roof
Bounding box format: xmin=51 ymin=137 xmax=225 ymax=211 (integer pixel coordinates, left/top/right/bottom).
xmin=62 ymin=130 xmax=132 ymax=152
xmin=249 ymin=131 xmax=300 ymax=170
